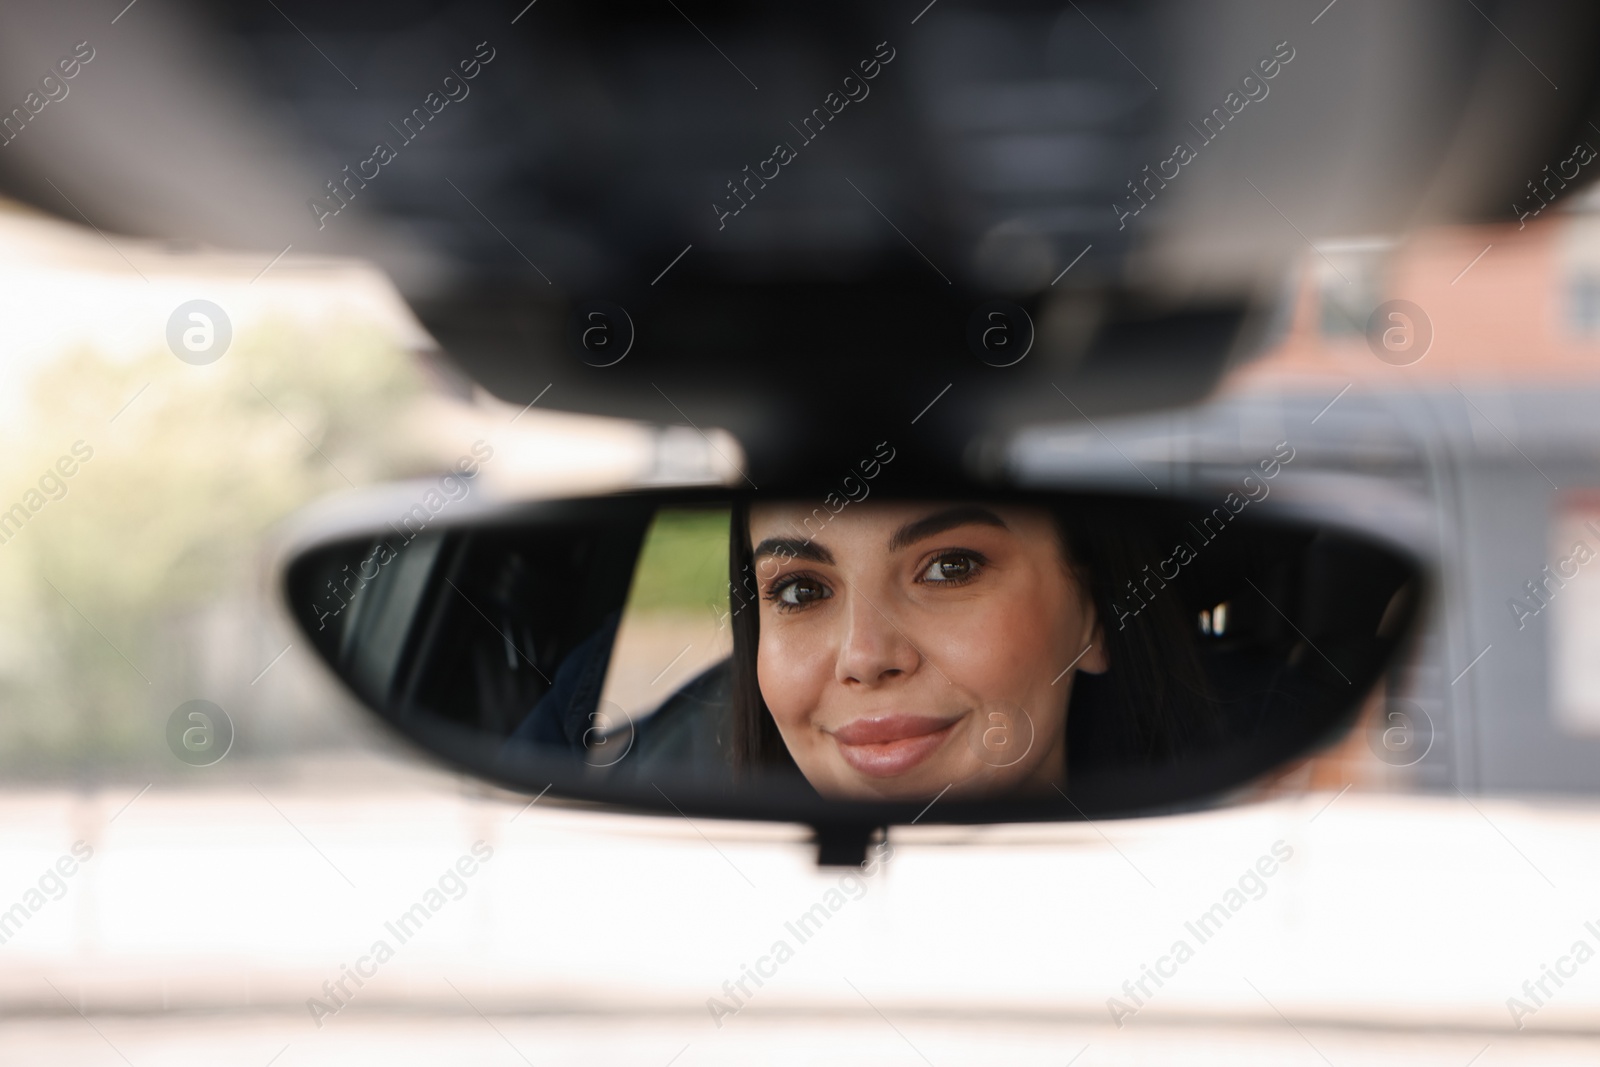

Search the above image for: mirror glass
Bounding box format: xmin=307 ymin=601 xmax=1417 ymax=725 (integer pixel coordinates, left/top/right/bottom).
xmin=285 ymin=490 xmax=1420 ymax=820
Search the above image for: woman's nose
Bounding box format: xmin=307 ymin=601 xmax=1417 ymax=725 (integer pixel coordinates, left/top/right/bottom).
xmin=833 ymin=589 xmax=921 ymax=686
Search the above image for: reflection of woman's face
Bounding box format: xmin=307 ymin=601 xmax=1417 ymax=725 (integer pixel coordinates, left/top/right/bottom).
xmin=748 ymin=501 xmax=1108 ymax=801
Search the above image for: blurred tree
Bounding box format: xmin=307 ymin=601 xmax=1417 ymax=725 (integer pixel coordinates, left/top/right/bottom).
xmin=0 ymin=315 xmax=431 ymax=776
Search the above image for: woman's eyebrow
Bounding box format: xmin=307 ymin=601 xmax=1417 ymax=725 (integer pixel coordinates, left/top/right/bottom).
xmin=752 ymin=536 xmax=834 ymax=565
xmin=887 ymin=506 xmax=1009 ymax=551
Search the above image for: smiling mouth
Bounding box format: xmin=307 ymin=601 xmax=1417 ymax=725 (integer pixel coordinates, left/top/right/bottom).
xmin=829 ymin=714 xmax=962 ymax=778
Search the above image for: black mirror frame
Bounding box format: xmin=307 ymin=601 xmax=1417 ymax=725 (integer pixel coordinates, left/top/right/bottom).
xmin=277 ymin=479 xmax=1428 ymax=864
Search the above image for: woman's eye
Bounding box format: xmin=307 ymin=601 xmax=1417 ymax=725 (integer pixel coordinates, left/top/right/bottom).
xmin=920 ymin=554 xmax=978 ymax=583
xmin=772 ymin=577 xmax=830 ymax=607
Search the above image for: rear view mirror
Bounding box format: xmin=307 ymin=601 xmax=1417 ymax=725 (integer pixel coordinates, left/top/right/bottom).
xmin=282 ymin=486 xmax=1420 ymax=856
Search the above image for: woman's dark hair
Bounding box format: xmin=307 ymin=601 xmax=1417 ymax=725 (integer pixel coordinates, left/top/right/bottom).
xmin=727 ymin=498 xmax=1218 ymax=774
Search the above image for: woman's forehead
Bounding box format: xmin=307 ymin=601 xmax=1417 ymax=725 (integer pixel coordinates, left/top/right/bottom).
xmin=747 ymin=500 xmax=1049 ymax=542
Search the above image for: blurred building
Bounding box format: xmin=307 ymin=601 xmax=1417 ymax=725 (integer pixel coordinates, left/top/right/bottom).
xmin=1221 ymin=206 xmax=1600 ymax=796
xmin=1015 ymin=202 xmax=1600 ymax=797
xmin=1229 ymin=210 xmax=1600 ymax=389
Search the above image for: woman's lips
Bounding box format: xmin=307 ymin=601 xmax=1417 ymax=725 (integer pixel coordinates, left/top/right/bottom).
xmin=829 ymin=715 xmax=960 ymax=778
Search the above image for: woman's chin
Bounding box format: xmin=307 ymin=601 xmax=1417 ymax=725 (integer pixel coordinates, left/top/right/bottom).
xmin=804 ymin=748 xmax=1061 ymax=801
xmin=810 ymin=759 xmax=1013 ymax=801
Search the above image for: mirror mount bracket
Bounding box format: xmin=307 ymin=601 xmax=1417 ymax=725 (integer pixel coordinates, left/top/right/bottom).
xmin=812 ymin=822 xmax=882 ymax=869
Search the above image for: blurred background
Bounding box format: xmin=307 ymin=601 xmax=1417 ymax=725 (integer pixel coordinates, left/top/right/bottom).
xmin=6 ymin=181 xmax=1600 ymax=1063
xmin=7 ymin=0 xmax=1600 ymax=1060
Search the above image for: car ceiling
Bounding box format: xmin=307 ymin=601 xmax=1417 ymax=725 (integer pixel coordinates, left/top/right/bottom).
xmin=1 ymin=0 xmax=1597 ymax=484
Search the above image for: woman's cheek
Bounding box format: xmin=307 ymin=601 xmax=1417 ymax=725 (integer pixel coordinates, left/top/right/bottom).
xmin=757 ymin=630 xmax=823 ymax=730
xmin=939 ymin=603 xmax=1039 ymax=688
xmin=953 ymin=594 xmax=1067 ymax=699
